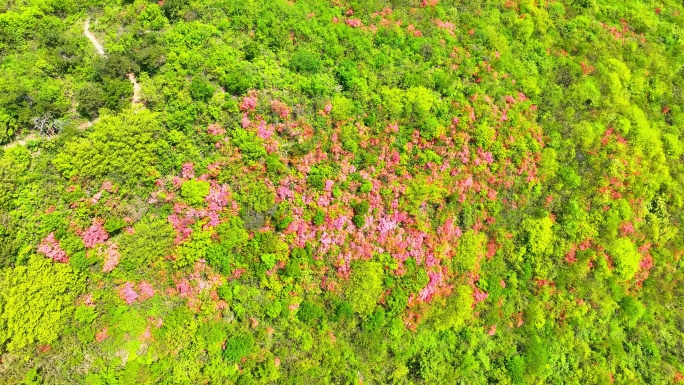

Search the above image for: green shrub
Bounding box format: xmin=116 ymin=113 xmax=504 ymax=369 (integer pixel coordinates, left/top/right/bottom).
xmin=224 ymin=334 xmax=254 ymax=362
xmin=181 ymin=179 xmax=211 ymax=206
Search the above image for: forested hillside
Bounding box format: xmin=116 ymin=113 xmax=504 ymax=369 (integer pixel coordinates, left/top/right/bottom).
xmin=1 ymin=0 xmax=684 ymax=383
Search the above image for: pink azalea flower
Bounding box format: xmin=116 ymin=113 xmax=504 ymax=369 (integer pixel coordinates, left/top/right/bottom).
xmin=37 ymin=233 xmax=69 ymax=263
xmin=119 ymin=282 xmax=139 ymax=305
xmin=102 ymin=243 xmax=120 ymax=273
xmin=82 ymin=220 xmax=108 ymax=248
xmin=91 ymin=191 xmax=102 ymax=204
xmin=181 ymin=163 xmax=195 ymax=179
xmin=176 ymin=279 xmax=192 ymax=297
xmin=257 ymin=120 xmax=274 ymax=139
xmin=271 ymin=100 xmax=291 ymax=119
xmin=346 ymin=18 xmax=363 ymax=28
xmin=239 ymin=94 xmax=258 ymax=112
xmin=138 ymin=281 xmax=155 ymax=301
xmin=241 ymin=113 xmax=251 ymax=128
xmin=207 ymin=123 xmax=226 ymax=135
xmin=418 ymin=270 xmax=443 ymax=302
xmin=473 ymin=289 xmax=488 ymax=304
xmin=96 ymin=327 xmax=109 ymax=342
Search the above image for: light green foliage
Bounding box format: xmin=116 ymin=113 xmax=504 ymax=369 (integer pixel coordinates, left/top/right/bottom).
xmin=231 ymin=127 xmax=266 ymax=163
xmin=609 ymin=238 xmax=641 ymax=281
xmin=53 ymin=110 xmax=167 ymax=185
xmin=405 ymin=87 xmax=444 ymax=139
xmin=118 ymin=215 xmax=175 ymax=273
xmin=428 ymin=285 xmax=473 ymax=331
xmin=0 ymin=146 xmax=30 ymax=209
xmin=181 ymin=179 xmax=210 ymax=206
xmin=175 ymin=228 xmax=213 ymax=269
xmin=0 ymin=255 xmax=83 ymax=351
xmin=523 ymin=216 xmax=554 ymax=255
xmin=620 ymin=296 xmax=645 ymax=328
xmin=237 ymin=181 xmax=275 ymax=213
xmin=330 ymin=95 xmax=355 ymax=121
xmin=404 ymin=177 xmax=448 ymax=214
xmin=347 ymin=261 xmax=384 ymax=317
xmin=454 ymin=230 xmax=486 ymax=271
xmin=224 ymin=334 xmax=254 ymax=362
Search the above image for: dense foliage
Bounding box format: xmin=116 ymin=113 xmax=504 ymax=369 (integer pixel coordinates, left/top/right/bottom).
xmin=1 ymin=0 xmax=684 ymax=383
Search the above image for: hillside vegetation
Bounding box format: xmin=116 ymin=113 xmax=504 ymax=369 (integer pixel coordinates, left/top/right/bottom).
xmin=1 ymin=0 xmax=684 ymax=384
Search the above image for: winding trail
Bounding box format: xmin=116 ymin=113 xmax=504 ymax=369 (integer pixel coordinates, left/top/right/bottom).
xmin=128 ymin=73 xmax=142 ymax=106
xmin=84 ymin=18 xmax=141 ymax=107
xmin=3 ymin=134 xmax=37 ymax=149
xmin=84 ymin=19 xmax=105 ymax=56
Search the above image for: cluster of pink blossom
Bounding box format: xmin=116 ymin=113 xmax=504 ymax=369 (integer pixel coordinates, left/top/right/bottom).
xmin=118 ymin=281 xmax=156 ymax=305
xmin=370 ymin=7 xmax=392 ymax=18
xmin=473 ymin=289 xmax=489 ymax=305
xmin=82 ymin=220 xmax=108 ymax=248
xmin=102 ymin=243 xmax=121 ymax=272
xmin=620 ymin=221 xmax=636 ymax=236
xmin=138 ymin=281 xmax=156 ymax=300
xmin=239 ymin=94 xmax=258 ymax=112
xmin=142 ymin=66 xmax=545 ymax=327
xmin=118 ymin=282 xmax=139 ymax=305
xmin=256 ymin=120 xmax=274 ymax=140
xmin=434 ymin=19 xmax=456 ymax=34
xmin=168 ymin=260 xmax=223 ymax=311
xmin=205 ymin=182 xmax=232 ymax=227
xmin=270 ymin=100 xmax=290 ymax=119
xmin=168 ymin=210 xmax=195 ymax=245
xmin=406 ymin=24 xmax=422 ymax=37
xmin=38 ymin=232 xmax=69 ymax=263
xmin=345 ymin=18 xmax=363 ymax=28
xmin=207 ymin=123 xmax=226 ymax=136
xmin=417 ymin=270 xmax=445 ymax=302
xmin=181 ymin=162 xmax=195 ymax=179
xmin=160 ymin=164 xmax=238 ymax=244
xmin=475 ymin=148 xmax=494 ymax=165
xmin=91 ymin=191 xmax=102 ymax=204
xmin=95 ymin=327 xmax=109 ymax=342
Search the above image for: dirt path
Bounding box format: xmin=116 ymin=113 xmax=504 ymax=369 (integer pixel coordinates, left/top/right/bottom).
xmin=84 ymin=19 xmax=105 ymax=56
xmin=128 ymin=73 xmax=142 ymax=106
xmin=3 ymin=133 xmax=37 ymax=150
xmin=84 ymin=18 xmax=141 ymax=109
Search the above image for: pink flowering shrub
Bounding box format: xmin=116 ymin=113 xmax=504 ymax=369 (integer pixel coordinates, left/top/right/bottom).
xmin=257 ymin=120 xmax=274 ymax=140
xmin=82 ymin=220 xmax=108 ymax=248
xmin=118 ymin=282 xmax=139 ymax=305
xmin=102 ymin=243 xmax=121 ymax=272
xmin=240 ymin=94 xmax=258 ymax=112
xmin=138 ymin=281 xmax=156 ymax=301
xmin=181 ymin=162 xmax=195 ymax=179
xmin=271 ymin=100 xmax=290 ymax=119
xmin=346 ymin=18 xmax=363 ymax=28
xmin=95 ymin=327 xmax=109 ymax=342
xmin=207 ymin=123 xmax=226 ymax=135
xmin=38 ymin=232 xmax=69 ymax=263
xmin=473 ymin=289 xmax=489 ymax=305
